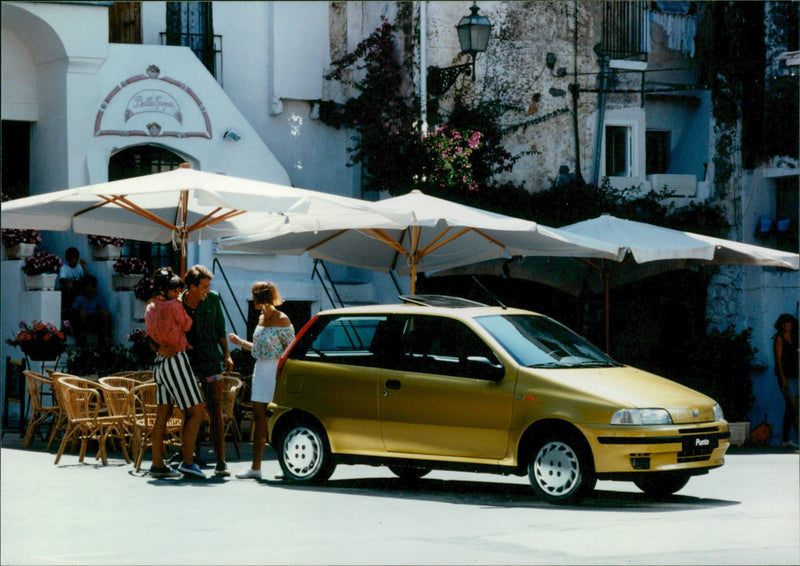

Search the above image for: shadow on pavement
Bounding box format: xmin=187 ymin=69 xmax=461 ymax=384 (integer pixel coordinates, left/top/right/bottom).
xmin=254 ymin=475 xmax=740 ymax=512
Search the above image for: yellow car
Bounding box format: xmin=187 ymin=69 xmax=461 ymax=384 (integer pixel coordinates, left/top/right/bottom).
xmin=268 ymin=295 xmax=729 ymax=504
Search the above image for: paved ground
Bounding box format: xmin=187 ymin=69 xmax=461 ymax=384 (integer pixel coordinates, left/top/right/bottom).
xmin=1 ymin=433 xmax=798 ymax=565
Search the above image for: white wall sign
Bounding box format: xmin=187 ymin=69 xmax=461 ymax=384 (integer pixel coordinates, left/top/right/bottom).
xmin=94 ymin=64 xmax=212 ymax=139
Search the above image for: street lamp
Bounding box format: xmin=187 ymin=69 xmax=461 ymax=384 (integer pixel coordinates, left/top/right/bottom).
xmin=428 ymin=2 xmax=492 ymax=97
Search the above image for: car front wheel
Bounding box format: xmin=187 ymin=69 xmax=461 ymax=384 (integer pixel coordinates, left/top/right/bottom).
xmin=634 ymin=472 xmax=690 ymax=496
xmin=528 ymin=436 xmax=595 ymax=504
xmin=277 ymin=421 xmax=336 ymax=483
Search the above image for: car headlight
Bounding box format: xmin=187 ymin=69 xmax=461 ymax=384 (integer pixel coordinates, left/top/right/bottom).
xmin=713 ymin=404 xmax=725 ymax=421
xmin=611 ymin=408 xmax=673 ymax=425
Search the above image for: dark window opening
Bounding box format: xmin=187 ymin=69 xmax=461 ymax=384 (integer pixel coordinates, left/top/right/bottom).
xmin=246 ymin=301 xmax=313 ymax=343
xmin=2 ymin=121 xmax=31 ymax=199
xmin=162 ymin=2 xmax=222 ymax=84
xmin=606 ymin=125 xmax=630 ymax=177
xmin=646 ymin=130 xmax=671 ymax=174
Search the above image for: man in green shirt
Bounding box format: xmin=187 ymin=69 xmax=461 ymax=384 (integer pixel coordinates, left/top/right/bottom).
xmin=181 ymin=264 xmax=234 ymax=477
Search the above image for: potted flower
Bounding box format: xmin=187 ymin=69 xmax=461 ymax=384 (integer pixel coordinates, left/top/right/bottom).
xmin=112 ymin=257 xmax=149 ymax=290
xmin=1 ymin=193 xmax=41 ymax=259
xmin=87 ymin=234 xmax=125 ymax=260
xmin=2 ymin=228 xmax=42 ymax=260
xmin=20 ymin=251 xmax=62 ymax=290
xmin=6 ymin=320 xmax=66 ymax=361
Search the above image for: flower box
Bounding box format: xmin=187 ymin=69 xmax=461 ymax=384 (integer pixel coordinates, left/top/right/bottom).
xmin=24 ymin=273 xmax=58 ymax=291
xmin=113 ymin=273 xmax=144 ymax=291
xmin=7 ymin=320 xmax=66 ymax=361
xmin=4 ymin=242 xmax=37 ymax=260
xmin=91 ymin=244 xmax=121 ymax=260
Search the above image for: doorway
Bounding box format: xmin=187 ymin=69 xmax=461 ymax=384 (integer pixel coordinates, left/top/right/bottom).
xmin=108 ymin=145 xmax=185 ymax=272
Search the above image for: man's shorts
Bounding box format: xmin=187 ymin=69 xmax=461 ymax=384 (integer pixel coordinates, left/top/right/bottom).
xmin=153 ymin=351 xmax=204 ymax=410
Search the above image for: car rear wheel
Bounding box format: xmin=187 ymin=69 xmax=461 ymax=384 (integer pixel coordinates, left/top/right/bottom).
xmin=634 ymin=472 xmax=690 ymax=496
xmin=528 ymin=436 xmax=595 ymax=504
xmin=277 ymin=420 xmax=336 ymax=483
xmin=388 ymin=464 xmax=431 ymax=481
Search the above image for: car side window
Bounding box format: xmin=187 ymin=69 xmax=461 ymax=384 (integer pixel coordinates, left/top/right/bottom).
xmin=400 ymin=315 xmax=501 ymax=379
xmin=294 ymin=315 xmax=389 ymax=367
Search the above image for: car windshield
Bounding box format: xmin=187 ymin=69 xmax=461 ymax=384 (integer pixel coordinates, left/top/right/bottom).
xmin=476 ymin=314 xmax=620 ymax=368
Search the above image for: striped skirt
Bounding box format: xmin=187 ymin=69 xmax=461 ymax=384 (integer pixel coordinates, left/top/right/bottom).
xmin=153 ymin=351 xmax=204 ymax=410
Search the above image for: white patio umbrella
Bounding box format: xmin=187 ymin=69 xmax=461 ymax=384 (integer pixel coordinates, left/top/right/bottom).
xmin=0 ymin=164 xmax=407 ymax=274
xmin=218 ymin=190 xmax=625 ymax=293
xmin=435 ymin=214 xmax=798 ymax=350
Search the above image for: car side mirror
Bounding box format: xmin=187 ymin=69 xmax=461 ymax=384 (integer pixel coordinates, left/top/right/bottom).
xmin=464 ymin=355 xmax=505 ymax=382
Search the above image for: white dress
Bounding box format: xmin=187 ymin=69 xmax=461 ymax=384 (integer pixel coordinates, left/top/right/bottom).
xmin=250 ymin=325 xmax=295 ymax=403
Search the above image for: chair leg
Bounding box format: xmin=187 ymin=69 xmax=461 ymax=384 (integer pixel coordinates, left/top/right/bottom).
xmin=54 ymin=424 xmax=77 ymax=465
xmin=22 ymin=415 xmax=40 ymax=448
xmin=46 ymin=413 xmax=65 ymax=451
xmin=229 ymin=421 xmax=241 ymax=459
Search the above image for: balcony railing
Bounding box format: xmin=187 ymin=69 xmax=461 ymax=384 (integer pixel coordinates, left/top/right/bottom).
xmin=602 ymin=1 xmax=649 ymax=61
xmin=160 ymin=32 xmax=223 ymax=86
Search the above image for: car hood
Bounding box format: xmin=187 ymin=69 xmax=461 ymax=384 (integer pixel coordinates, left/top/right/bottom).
xmin=524 ymin=365 xmax=719 ymax=424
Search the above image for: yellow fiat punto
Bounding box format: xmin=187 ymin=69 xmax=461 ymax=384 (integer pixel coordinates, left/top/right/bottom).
xmin=268 ymin=296 xmax=729 ymax=504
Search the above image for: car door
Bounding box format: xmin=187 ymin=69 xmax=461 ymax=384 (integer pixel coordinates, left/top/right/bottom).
xmin=280 ymin=313 xmax=386 ymax=454
xmin=378 ymin=314 xmax=515 ymax=460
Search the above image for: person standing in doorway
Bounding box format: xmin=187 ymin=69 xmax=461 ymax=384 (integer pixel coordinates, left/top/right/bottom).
xmin=228 ymin=282 xmax=294 ymax=480
xmin=773 ymin=313 xmax=799 ymax=450
xmin=181 ymin=264 xmax=234 ymax=477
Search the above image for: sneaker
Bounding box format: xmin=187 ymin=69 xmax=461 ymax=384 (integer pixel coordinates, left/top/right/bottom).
xmin=782 ymin=440 xmax=800 ymax=450
xmin=178 ymin=462 xmax=207 ymax=479
xmin=214 ymin=462 xmax=231 ymax=477
xmin=235 ymin=468 xmax=262 ymax=480
xmin=149 ymin=465 xmax=180 ymax=479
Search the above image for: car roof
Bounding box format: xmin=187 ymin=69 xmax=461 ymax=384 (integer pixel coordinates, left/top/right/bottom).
xmin=315 ymin=295 xmax=538 ymax=318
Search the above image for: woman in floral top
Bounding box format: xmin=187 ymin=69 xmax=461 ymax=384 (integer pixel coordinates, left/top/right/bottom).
xmin=228 ymin=281 xmax=294 ymax=480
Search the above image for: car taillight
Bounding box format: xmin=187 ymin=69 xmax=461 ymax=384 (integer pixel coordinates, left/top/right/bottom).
xmin=276 ymin=314 xmax=318 ymax=378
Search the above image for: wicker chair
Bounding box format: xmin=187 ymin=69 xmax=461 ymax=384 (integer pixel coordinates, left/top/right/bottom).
xmin=98 ymin=375 xmax=139 ymax=391
xmin=130 ymin=382 xmax=182 ymax=472
xmin=234 ymin=374 xmax=255 ymax=442
xmin=53 ymin=376 xmax=130 ymax=466
xmin=47 ymin=372 xmax=86 ymax=451
xmin=97 ymin=381 xmax=135 ymax=463
xmin=21 ymin=370 xmax=60 ymax=448
xmin=218 ymin=375 xmax=244 ymax=458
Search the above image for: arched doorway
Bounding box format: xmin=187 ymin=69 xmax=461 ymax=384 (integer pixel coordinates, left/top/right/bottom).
xmin=108 ymin=145 xmax=185 ymax=272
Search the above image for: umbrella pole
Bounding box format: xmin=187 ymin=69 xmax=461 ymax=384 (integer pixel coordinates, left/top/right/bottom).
xmin=179 ymin=190 xmax=189 ymax=277
xmin=604 ymin=265 xmax=610 ymax=353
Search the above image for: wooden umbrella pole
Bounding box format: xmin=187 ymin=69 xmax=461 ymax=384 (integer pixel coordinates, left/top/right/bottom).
xmin=604 ymin=265 xmax=610 ymax=353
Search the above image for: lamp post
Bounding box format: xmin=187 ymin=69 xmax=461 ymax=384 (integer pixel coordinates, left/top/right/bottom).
xmin=427 ymin=2 xmax=492 ymax=97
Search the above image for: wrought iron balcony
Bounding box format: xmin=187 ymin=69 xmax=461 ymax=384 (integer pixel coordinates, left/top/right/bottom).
xmin=160 ymin=32 xmax=223 ymax=86
xmin=602 ymin=1 xmax=649 ymax=61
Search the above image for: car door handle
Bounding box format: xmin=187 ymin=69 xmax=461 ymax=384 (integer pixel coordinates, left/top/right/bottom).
xmin=385 ymin=379 xmax=402 ymax=390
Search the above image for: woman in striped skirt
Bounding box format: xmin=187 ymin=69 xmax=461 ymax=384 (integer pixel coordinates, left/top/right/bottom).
xmin=144 ymin=268 xmax=207 ymax=479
